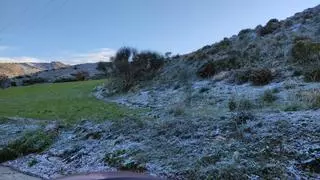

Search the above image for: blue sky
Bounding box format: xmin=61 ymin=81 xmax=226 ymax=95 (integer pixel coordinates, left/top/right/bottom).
xmin=0 ymin=0 xmax=318 ymax=64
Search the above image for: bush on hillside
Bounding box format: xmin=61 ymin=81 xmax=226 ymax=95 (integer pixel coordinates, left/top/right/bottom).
xmin=132 ymin=51 xmax=164 ymax=72
xmin=303 ymin=66 xmax=320 ymax=82
xmin=249 ymin=68 xmax=273 ymax=86
xmin=107 ymin=47 xmax=165 ymax=93
xmin=228 ymin=98 xmax=254 ymax=111
xmin=22 ymin=77 xmax=47 ymax=86
xmin=197 ymin=63 xmax=216 ymax=78
xmin=97 ymin=61 xmax=114 ymax=73
xmin=291 ymin=40 xmax=320 ymax=65
xmin=229 ymin=69 xmax=252 ymax=84
xmin=113 ymin=47 xmax=137 ymax=74
xmin=0 ymin=130 xmax=56 ymax=163
xmin=0 ymin=74 xmax=10 ymax=89
xmin=197 ymin=57 xmax=241 ymax=78
xmin=74 ymin=71 xmax=90 ymax=81
xmin=258 ymin=19 xmax=281 ymax=36
xmin=261 ymin=89 xmax=278 ymax=103
xmin=53 ymin=77 xmax=78 ymax=83
xmin=238 ymin=29 xmax=252 ymax=40
xmin=207 ymin=38 xmax=232 ymax=55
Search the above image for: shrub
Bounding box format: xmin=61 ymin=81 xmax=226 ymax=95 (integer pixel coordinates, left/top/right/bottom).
xmin=104 ymin=149 xmax=127 ymax=167
xmin=291 ymin=40 xmax=320 ymax=65
xmin=299 ymin=89 xmax=320 ymax=109
xmin=74 ymin=71 xmax=89 ymax=81
xmin=283 ymin=103 xmax=303 ymax=112
xmin=207 ymin=38 xmax=232 ymax=55
xmin=228 ymin=98 xmax=237 ymax=111
xmin=199 ymin=87 xmax=210 ymax=93
xmin=169 ymin=105 xmax=185 ymax=116
xmin=97 ymin=61 xmax=113 ymax=73
xmin=104 ymin=149 xmax=146 ymax=172
xmin=216 ymin=38 xmax=232 ymax=51
xmin=232 ymin=111 xmax=254 ymax=125
xmin=132 ymin=51 xmax=164 ymax=75
xmin=249 ymin=68 xmax=273 ymax=86
xmin=238 ymin=29 xmax=252 ymax=40
xmin=228 ymin=98 xmax=254 ymax=111
xmin=22 ymin=77 xmax=47 ymax=86
xmin=28 ymin=158 xmax=38 ymax=167
xmin=10 ymin=81 xmax=17 ymax=87
xmin=108 ymin=47 xmax=164 ymax=93
xmin=230 ymin=69 xmax=252 ymax=84
xmin=197 ymin=63 xmax=215 ymax=78
xmin=261 ymin=90 xmax=278 ymax=103
xmin=0 ymin=74 xmax=10 ymax=89
xmin=303 ymin=66 xmax=320 ymax=82
xmin=113 ymin=47 xmax=136 ymax=74
xmin=238 ymin=98 xmax=254 ymax=111
xmin=53 ymin=77 xmax=77 ymax=83
xmin=0 ymin=130 xmax=56 ymax=163
xmin=258 ymin=19 xmax=281 ymax=36
xmin=197 ymin=58 xmax=241 ymax=78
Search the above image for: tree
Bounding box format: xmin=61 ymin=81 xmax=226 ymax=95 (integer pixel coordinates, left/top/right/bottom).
xmin=112 ymin=47 xmax=137 ymax=91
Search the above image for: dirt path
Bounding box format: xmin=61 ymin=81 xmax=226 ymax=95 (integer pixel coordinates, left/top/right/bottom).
xmin=0 ymin=166 xmax=41 ymax=180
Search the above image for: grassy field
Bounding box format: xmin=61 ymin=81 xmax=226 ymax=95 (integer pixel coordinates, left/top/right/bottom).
xmin=0 ymin=80 xmax=134 ymax=123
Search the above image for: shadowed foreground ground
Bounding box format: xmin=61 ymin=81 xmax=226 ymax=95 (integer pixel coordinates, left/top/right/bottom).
xmin=0 ymin=166 xmax=161 ymax=180
xmin=0 ymin=166 xmax=41 ymax=180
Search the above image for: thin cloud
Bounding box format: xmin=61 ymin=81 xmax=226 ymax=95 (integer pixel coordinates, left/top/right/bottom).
xmin=0 ymin=56 xmax=44 ymax=63
xmin=0 ymin=48 xmax=116 ymax=65
xmin=64 ymin=48 xmax=116 ymax=65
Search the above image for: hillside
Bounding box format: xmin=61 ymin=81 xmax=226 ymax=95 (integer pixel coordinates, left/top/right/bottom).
xmin=160 ymin=4 xmax=320 ymax=83
xmin=0 ymin=4 xmax=320 ymax=180
xmin=0 ymin=61 xmax=68 ymax=78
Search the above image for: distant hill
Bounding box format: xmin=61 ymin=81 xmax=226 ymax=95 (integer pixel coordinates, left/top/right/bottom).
xmin=0 ymin=61 xmax=69 ymax=78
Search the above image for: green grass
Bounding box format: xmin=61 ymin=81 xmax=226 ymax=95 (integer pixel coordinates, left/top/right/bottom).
xmin=0 ymin=80 xmax=134 ymax=123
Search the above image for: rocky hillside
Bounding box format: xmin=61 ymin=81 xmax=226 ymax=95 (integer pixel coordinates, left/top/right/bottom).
xmin=9 ymin=63 xmax=106 ymax=86
xmin=0 ymin=62 xmax=68 ymax=78
xmin=161 ymin=4 xmax=320 ymax=83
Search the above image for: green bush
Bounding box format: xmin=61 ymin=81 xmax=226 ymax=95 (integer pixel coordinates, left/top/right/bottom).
xmin=131 ymin=50 xmax=164 ymax=79
xmin=258 ymin=19 xmax=281 ymax=36
xmin=108 ymin=47 xmax=165 ymax=93
xmin=230 ymin=69 xmax=252 ymax=84
xmin=261 ymin=90 xmax=278 ymax=103
xmin=303 ymin=66 xmax=320 ymax=82
xmin=168 ymin=105 xmax=185 ymax=116
xmin=249 ymin=68 xmax=273 ymax=86
xmin=0 ymin=130 xmax=57 ymax=163
xmin=53 ymin=77 xmax=77 ymax=83
xmin=197 ymin=58 xmax=241 ymax=78
xmin=228 ymin=98 xmax=237 ymax=111
xmin=291 ymin=40 xmax=320 ymax=65
xmin=97 ymin=61 xmax=113 ymax=73
xmin=208 ymin=38 xmax=232 ymax=55
xmin=28 ymin=158 xmax=38 ymax=167
xmin=104 ymin=149 xmax=127 ymax=167
xmin=228 ymin=98 xmax=254 ymax=111
xmin=74 ymin=71 xmax=89 ymax=81
xmin=232 ymin=111 xmax=254 ymax=125
xmin=0 ymin=74 xmax=10 ymax=89
xmin=104 ymin=149 xmax=146 ymax=172
xmin=22 ymin=77 xmax=47 ymax=86
xmin=238 ymin=98 xmax=254 ymax=111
